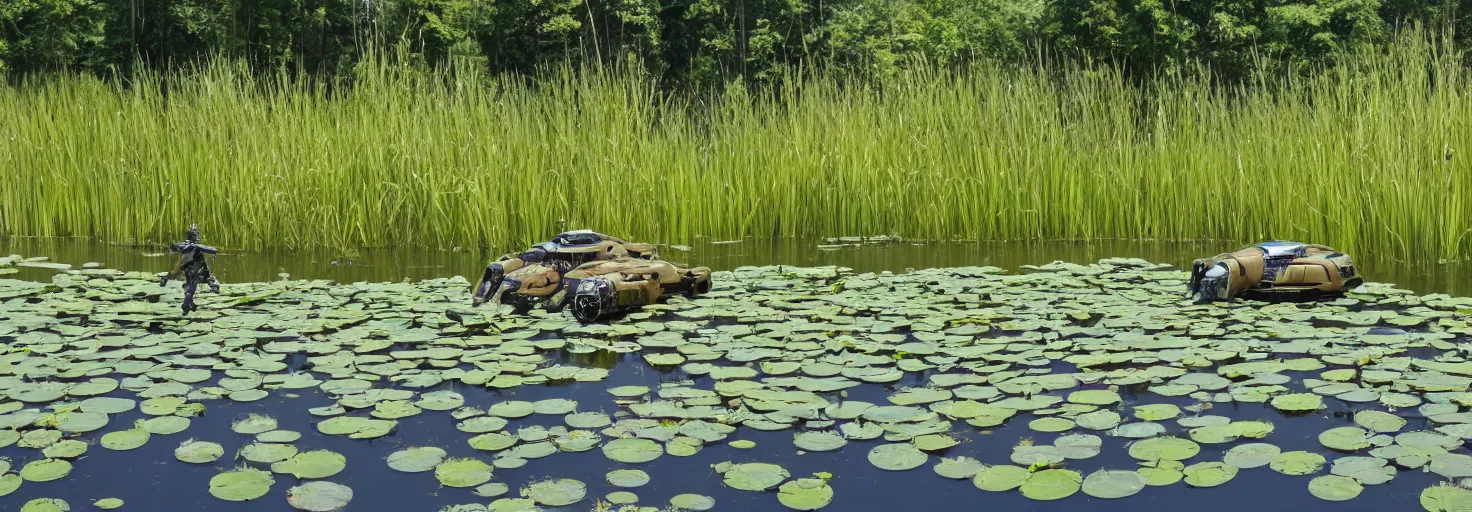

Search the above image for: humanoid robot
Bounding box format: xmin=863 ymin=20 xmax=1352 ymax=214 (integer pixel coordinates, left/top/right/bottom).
xmin=161 ymin=225 xmax=221 ymax=314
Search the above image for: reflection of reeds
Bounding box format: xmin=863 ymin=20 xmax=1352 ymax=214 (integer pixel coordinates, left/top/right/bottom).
xmin=2 ymin=33 xmax=1468 ymax=261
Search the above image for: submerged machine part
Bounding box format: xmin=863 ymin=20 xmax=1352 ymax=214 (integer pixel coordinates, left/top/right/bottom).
xmin=160 ymin=224 xmax=222 ymax=314
xmin=471 ymin=230 xmax=711 ymax=320
xmin=1188 ymin=240 xmax=1362 ymax=303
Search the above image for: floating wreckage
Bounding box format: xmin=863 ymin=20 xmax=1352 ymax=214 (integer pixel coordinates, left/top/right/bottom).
xmin=472 ymin=230 xmax=711 ymax=321
xmin=160 ymin=224 xmax=222 ymax=313
xmin=1188 ymin=240 xmax=1362 ymax=303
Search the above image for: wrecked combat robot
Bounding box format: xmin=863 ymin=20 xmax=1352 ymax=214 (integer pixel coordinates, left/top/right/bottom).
xmin=160 ymin=224 xmax=222 ymax=314
xmin=1187 ymin=240 xmax=1362 ymax=303
xmin=472 ymin=230 xmax=711 ymax=321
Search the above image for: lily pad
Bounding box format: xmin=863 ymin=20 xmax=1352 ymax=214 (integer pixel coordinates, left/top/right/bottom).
xmin=1224 ymin=443 xmax=1281 ymax=469
xmin=434 ymin=458 xmax=493 ymax=488
xmin=1271 ymin=451 xmax=1327 ymax=476
xmin=603 ymin=438 xmax=663 ymax=464
xmin=1128 ymin=437 xmax=1200 ymax=461
xmin=793 ymin=431 xmax=847 ymax=452
xmin=1081 ymin=469 xmax=1147 ymax=499
xmin=232 ymin=414 xmax=278 ymax=435
xmin=606 ymin=469 xmax=650 ymax=488
xmin=20 ymin=459 xmax=72 ymax=482
xmin=777 ymin=478 xmax=834 ymax=510
xmin=1320 ymin=427 xmax=1372 ymax=451
xmin=720 ymin=462 xmax=790 ymax=490
xmin=934 ymin=456 xmax=987 ymax=479
xmin=1308 ymin=475 xmax=1363 ymax=501
xmin=209 ymin=467 xmax=274 ymax=501
xmin=176 ymin=439 xmax=226 ymax=463
xmin=286 ymin=481 xmax=354 ymax=511
xmin=1355 ymin=410 xmax=1407 ymax=433
xmin=973 ymin=464 xmax=1031 ymax=492
xmin=272 ymin=450 xmax=347 ymax=479
xmin=1272 ymin=393 xmax=1323 ymax=412
xmin=101 ymin=427 xmax=150 ymax=450
xmin=1020 ymin=469 xmax=1082 ymax=501
xmin=669 ymin=494 xmax=716 ymax=511
xmin=522 ymin=478 xmax=586 ymax=506
xmin=1183 ymin=461 xmax=1237 ymax=487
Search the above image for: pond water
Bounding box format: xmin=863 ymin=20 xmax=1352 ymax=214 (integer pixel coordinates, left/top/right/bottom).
xmin=1 ymin=238 xmax=1470 ymax=512
xmin=2 ymin=237 xmax=1469 ymax=295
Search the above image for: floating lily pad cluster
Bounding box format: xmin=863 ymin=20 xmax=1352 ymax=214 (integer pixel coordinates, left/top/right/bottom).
xmin=4 ymin=255 xmax=1472 ymax=510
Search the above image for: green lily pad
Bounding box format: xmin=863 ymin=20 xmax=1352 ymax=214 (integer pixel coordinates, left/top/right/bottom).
xmin=605 ymin=491 xmax=637 ymax=505
xmin=241 ymin=442 xmax=299 ymax=463
xmin=720 ymin=462 xmax=790 ymax=490
xmin=488 ymin=401 xmax=535 ymax=418
xmin=669 ymin=494 xmax=716 ymax=511
xmin=934 ymin=456 xmax=987 ymax=479
xmin=258 ymin=430 xmax=302 ymax=443
xmin=1068 ymin=389 xmax=1121 ymax=405
xmin=94 ymin=498 xmax=124 ymax=510
xmin=1271 ymin=451 xmax=1327 ymax=476
xmin=1320 ymin=427 xmax=1372 ymax=451
xmin=286 ymin=481 xmax=353 ymax=511
xmin=777 ymin=478 xmax=834 ymax=510
xmin=793 ymin=431 xmax=847 ymax=452
xmin=0 ymin=473 xmax=21 ymax=497
xmin=868 ymin=443 xmax=929 ymax=471
xmin=388 ymin=447 xmax=447 ymax=472
xmin=522 ymin=478 xmax=586 ymax=506
xmin=1183 ymin=461 xmax=1237 ymax=487
xmin=474 ymin=482 xmax=511 ymax=498
xmin=1076 ymin=410 xmax=1122 ymax=430
xmin=1331 ymin=456 xmax=1396 ymax=485
xmin=1128 ymin=437 xmax=1200 ymax=461
xmin=41 ymin=439 xmax=87 ymax=458
xmin=606 ymin=469 xmax=650 ymax=488
xmin=730 ymin=440 xmax=757 ymax=449
xmin=1137 ymin=460 xmax=1185 ymax=486
xmin=209 ymin=467 xmax=274 ymax=501
xmin=143 ymin=415 xmax=191 ymax=435
xmin=603 ymin=438 xmax=663 ymax=464
xmin=973 ymin=464 xmax=1031 ymax=492
xmin=1029 ymin=417 xmax=1076 ymax=433
xmin=232 ymin=414 xmax=278 ymax=434
xmin=1224 ymin=443 xmax=1281 ymax=469
xmin=1020 ymin=469 xmax=1082 ymax=501
xmin=913 ymin=433 xmax=960 ymax=451
xmin=100 ymin=427 xmax=151 ymax=450
xmin=1272 ymin=393 xmax=1323 ymax=412
xmin=272 ymin=450 xmax=347 ymax=479
xmin=316 ymin=416 xmax=395 ymax=439
xmin=607 ymin=386 xmax=651 ymax=397
xmin=1422 ymin=484 xmax=1472 ymax=511
xmin=1355 ymin=410 xmax=1407 ymax=433
xmin=1081 ymin=469 xmax=1147 ymax=499
xmin=434 ymin=458 xmax=493 ymax=488
xmin=20 ymin=459 xmax=72 ymax=482
xmin=176 ymin=439 xmax=226 ymax=463
xmin=1308 ymin=475 xmax=1363 ymax=501
xmin=1133 ymin=404 xmax=1181 ymax=421
xmin=20 ymin=499 xmax=69 ymax=512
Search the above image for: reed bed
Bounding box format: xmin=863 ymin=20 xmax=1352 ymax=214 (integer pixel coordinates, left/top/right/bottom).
xmin=2 ymin=36 xmax=1470 ymax=261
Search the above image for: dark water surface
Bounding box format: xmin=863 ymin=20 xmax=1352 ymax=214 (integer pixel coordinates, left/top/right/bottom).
xmin=3 ymin=236 xmax=1469 ymax=295
xmin=0 ymin=237 xmax=1463 ymax=511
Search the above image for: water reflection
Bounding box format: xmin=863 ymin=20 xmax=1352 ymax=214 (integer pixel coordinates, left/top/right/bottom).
xmin=2 ymin=236 xmax=1467 ymax=295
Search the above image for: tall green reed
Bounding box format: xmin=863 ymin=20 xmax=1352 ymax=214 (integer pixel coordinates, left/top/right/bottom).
xmin=1 ymin=34 xmax=1469 ymax=262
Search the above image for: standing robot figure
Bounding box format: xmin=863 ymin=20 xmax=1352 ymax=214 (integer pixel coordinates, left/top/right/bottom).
xmin=161 ymin=224 xmax=221 ymax=313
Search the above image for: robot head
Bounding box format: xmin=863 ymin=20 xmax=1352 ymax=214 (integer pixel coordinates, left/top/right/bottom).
xmin=1188 ymin=259 xmax=1230 ymax=303
xmin=570 ymin=277 xmax=618 ymax=322
xmin=186 ymin=224 xmax=201 ymax=243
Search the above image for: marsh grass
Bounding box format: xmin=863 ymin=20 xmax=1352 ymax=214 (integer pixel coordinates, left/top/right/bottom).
xmin=2 ymin=35 xmax=1469 ymax=261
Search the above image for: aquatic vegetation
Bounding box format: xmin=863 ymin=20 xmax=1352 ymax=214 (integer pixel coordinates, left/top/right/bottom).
xmin=5 ymin=256 xmax=1472 ymax=510
xmin=4 ymin=36 xmax=1472 ymax=263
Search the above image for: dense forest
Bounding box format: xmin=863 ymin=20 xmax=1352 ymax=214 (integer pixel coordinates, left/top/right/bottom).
xmin=2 ymin=0 xmax=1468 ymax=85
